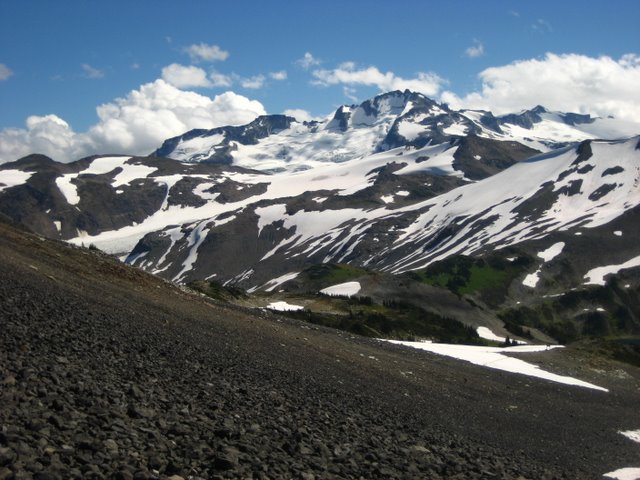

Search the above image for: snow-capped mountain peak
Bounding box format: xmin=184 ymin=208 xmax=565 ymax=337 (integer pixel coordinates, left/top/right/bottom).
xmin=153 ymin=90 xmax=639 ymax=173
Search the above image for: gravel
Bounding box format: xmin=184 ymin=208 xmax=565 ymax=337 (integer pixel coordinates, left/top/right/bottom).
xmin=1 ymin=220 xmax=639 ymax=479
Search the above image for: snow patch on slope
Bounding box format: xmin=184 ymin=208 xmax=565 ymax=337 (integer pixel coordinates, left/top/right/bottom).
xmin=585 ymin=255 xmax=640 ymax=286
xmin=266 ymin=301 xmax=304 ymax=312
xmin=320 ymin=281 xmax=361 ymax=297
xmin=56 ymin=156 xmax=134 ymax=205
xmin=387 ymin=341 xmax=608 ymax=392
xmin=0 ymin=169 xmax=34 ymax=192
xmin=523 ymin=242 xmax=565 ymax=288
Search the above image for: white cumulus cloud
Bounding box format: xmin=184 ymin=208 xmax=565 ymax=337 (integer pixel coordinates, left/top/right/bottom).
xmin=269 ymin=70 xmax=287 ymax=81
xmin=282 ymin=109 xmax=317 ymax=122
xmin=0 ymin=64 xmax=13 ymax=81
xmin=161 ymin=63 xmax=212 ymax=88
xmin=81 ymin=63 xmax=105 ymax=79
xmin=343 ymin=86 xmax=358 ymax=102
xmin=184 ymin=43 xmax=229 ymax=62
xmin=0 ymin=80 xmax=266 ymax=164
xmin=297 ymin=52 xmax=320 ymax=70
xmin=0 ymin=115 xmax=82 ymax=164
xmin=240 ymin=74 xmax=265 ymax=89
xmin=312 ymin=62 xmax=445 ymax=97
xmin=209 ymin=71 xmax=233 ymax=88
xmin=441 ymin=53 xmax=640 ymax=123
xmin=465 ymin=40 xmax=484 ymax=58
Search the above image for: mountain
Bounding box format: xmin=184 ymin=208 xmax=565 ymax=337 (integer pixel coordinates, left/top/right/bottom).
xmin=1 ymin=91 xmax=639 ymax=347
xmin=154 ymin=90 xmax=640 ymax=170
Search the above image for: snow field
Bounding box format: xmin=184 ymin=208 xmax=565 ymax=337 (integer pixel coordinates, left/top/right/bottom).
xmin=387 ymin=340 xmax=608 ymax=392
xmin=584 ymin=255 xmax=640 ymax=286
xmin=55 ymin=156 xmax=160 ymax=206
xmin=260 ymin=272 xmax=300 ymax=293
xmin=0 ymin=169 xmax=34 ymax=192
xmin=65 ymin=134 xmax=640 ymax=286
xmin=320 ymin=281 xmax=361 ymax=297
xmin=386 ymin=138 xmax=639 ymax=273
xmin=603 ymin=468 xmax=640 ymax=480
xmin=522 ymin=242 xmax=565 ymax=288
xmin=476 ymin=326 xmax=508 ymax=343
xmin=266 ymin=301 xmax=305 ymax=312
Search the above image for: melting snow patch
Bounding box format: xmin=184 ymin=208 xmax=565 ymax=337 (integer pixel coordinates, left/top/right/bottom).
xmin=386 ymin=341 xmax=608 ymax=392
xmin=266 ymin=301 xmax=305 ymax=312
xmin=603 ymin=468 xmax=640 ymax=480
xmin=56 ymin=175 xmax=81 ymax=205
xmin=538 ymin=242 xmax=565 ymax=262
xmin=262 ymin=272 xmax=300 ymax=292
xmin=320 ymin=281 xmax=361 ymax=297
xmin=112 ymin=164 xmax=157 ymax=187
xmin=523 ymin=242 xmax=565 ymax=288
xmin=397 ymin=121 xmax=426 ymax=141
xmin=584 ymin=255 xmax=640 ymax=286
xmin=53 ymin=221 xmax=61 ymax=232
xmin=602 ymin=431 xmax=640 ymax=480
xmin=620 ymin=430 xmax=640 ymax=444
xmin=476 ymin=327 xmax=507 ymax=343
xmin=396 ymin=190 xmax=410 ymax=197
xmin=614 ymin=231 xmax=623 ymax=236
xmin=522 ymin=272 xmax=540 ymax=288
xmin=55 ymin=156 xmax=134 ymax=205
xmin=0 ymin=169 xmax=33 ymax=191
xmin=193 ymin=182 xmax=220 ymax=201
xmin=380 ymin=195 xmax=394 ymax=204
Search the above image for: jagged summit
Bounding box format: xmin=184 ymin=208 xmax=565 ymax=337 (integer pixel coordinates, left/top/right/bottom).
xmin=152 ymin=90 xmax=638 ymax=172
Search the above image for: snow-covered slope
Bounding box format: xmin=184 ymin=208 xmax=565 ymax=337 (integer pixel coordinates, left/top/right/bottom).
xmin=4 ymin=135 xmax=636 ymax=291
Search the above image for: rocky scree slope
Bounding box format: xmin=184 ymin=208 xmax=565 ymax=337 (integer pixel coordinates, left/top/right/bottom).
xmin=1 ymin=218 xmax=640 ymax=479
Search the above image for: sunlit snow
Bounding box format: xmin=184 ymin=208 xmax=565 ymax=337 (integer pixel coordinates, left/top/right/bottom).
xmin=261 ymin=272 xmax=300 ymax=293
xmin=584 ymin=255 xmax=640 ymax=286
xmin=397 ymin=121 xmax=426 ymax=141
xmin=387 ymin=340 xmax=608 ymax=391
xmin=476 ymin=326 xmax=507 ymax=342
xmin=0 ymin=169 xmax=33 ymax=192
xmin=522 ymin=242 xmax=565 ymax=288
xmin=388 ymin=138 xmax=640 ymax=273
xmin=266 ymin=301 xmax=304 ymax=312
xmin=320 ymin=281 xmax=361 ymax=297
xmin=56 ymin=156 xmax=134 ymax=205
xmin=603 ymin=468 xmax=640 ymax=480
xmin=64 ymin=135 xmax=640 ymax=283
xmin=602 ymin=431 xmax=640 ymax=480
xmin=620 ymin=430 xmax=640 ymax=444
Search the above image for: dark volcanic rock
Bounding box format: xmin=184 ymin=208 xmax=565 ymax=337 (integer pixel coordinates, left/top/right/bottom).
xmin=452 ymin=135 xmax=540 ymax=180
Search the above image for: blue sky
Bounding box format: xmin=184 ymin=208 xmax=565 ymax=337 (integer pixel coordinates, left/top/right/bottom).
xmin=0 ymin=0 xmax=639 ymax=162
